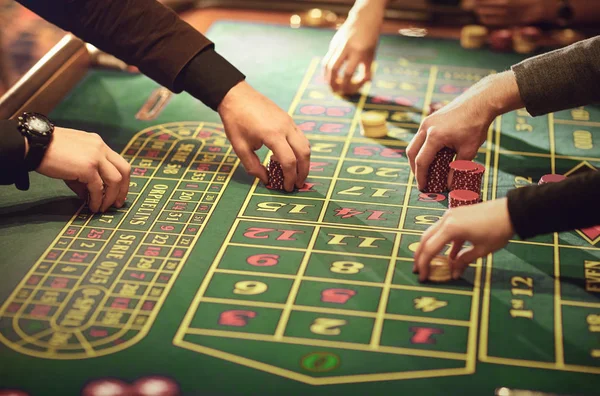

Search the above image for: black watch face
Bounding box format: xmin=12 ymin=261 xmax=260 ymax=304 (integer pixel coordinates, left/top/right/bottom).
xmin=25 ymin=114 xmax=53 ymax=136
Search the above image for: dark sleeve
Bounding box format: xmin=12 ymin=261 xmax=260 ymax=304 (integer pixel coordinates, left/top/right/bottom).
xmin=506 ymin=171 xmax=600 ymax=239
xmin=511 ymin=36 xmax=600 ymax=116
xmin=0 ymin=120 xmax=29 ymax=190
xmin=16 ymin=0 xmax=244 ymax=108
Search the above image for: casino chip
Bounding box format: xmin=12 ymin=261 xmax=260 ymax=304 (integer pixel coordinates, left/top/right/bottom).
xmin=131 ymin=376 xmax=179 ymax=396
xmin=360 ymin=111 xmax=388 ymax=138
xmin=423 ymin=147 xmax=456 ymax=193
xmin=489 ymin=29 xmax=513 ymax=52
xmin=538 ymin=173 xmax=566 ymax=185
xmin=82 ymin=379 xmax=132 ymax=396
xmin=449 ymin=160 xmax=484 ymax=193
xmin=513 ymin=26 xmax=541 ymax=54
xmin=0 ymin=391 xmax=29 ymax=396
xmin=428 ymin=101 xmax=445 ymax=115
xmin=460 ymin=25 xmax=488 ymax=49
xmin=449 ymin=189 xmax=480 ymax=208
xmin=267 ymin=156 xmax=285 ymax=191
xmin=428 ymin=256 xmax=452 ymax=283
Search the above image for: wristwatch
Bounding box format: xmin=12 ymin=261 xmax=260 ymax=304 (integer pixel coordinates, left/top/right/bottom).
xmin=557 ymin=0 xmax=574 ymax=27
xmin=17 ymin=112 xmax=54 ymax=171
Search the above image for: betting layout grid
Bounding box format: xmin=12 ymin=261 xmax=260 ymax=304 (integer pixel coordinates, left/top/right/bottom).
xmin=174 ymin=57 xmax=497 ymax=385
xmin=482 ymin=99 xmax=600 ymax=373
xmin=0 ymin=123 xmax=240 ymax=358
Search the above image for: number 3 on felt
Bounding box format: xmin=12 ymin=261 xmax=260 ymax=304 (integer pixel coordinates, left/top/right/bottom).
xmin=310 ymin=318 xmax=347 ymax=335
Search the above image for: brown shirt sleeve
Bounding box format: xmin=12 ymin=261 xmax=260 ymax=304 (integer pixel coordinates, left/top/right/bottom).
xmin=511 ymin=36 xmax=600 ymax=116
xmin=16 ymin=0 xmax=221 ymax=94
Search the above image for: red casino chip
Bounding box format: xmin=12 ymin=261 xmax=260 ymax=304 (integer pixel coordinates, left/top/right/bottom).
xmin=423 ymin=147 xmax=456 ymax=193
xmin=449 ymin=160 xmax=485 ymax=193
xmin=538 ymin=174 xmax=566 ymax=185
xmin=0 ymin=391 xmax=30 ymax=396
xmin=267 ymin=156 xmax=285 ymax=190
xmin=449 ymin=189 xmax=480 ymax=208
xmin=82 ymin=379 xmax=132 ymax=396
xmin=131 ymin=376 xmax=179 ymax=396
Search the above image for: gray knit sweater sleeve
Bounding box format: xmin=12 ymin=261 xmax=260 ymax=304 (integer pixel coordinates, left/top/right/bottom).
xmin=511 ymin=36 xmax=600 ymax=116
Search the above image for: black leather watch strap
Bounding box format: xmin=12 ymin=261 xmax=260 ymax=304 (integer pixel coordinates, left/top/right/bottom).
xmin=24 ymin=143 xmax=47 ymax=171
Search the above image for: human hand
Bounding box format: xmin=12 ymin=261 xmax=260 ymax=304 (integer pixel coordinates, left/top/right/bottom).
xmin=35 ymin=127 xmax=131 ymax=213
xmin=218 ymin=81 xmax=311 ymax=192
xmin=472 ymin=0 xmax=557 ymax=26
xmin=406 ymin=71 xmax=523 ymax=191
xmin=323 ymin=0 xmax=386 ymax=94
xmin=413 ymin=198 xmax=514 ymax=282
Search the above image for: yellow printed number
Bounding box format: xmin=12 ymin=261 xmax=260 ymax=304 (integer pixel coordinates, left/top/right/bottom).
xmin=330 ymin=261 xmax=364 ymax=274
xmin=414 ymin=215 xmax=441 ymax=225
xmin=310 ymin=318 xmax=346 ymax=335
xmin=233 ymin=281 xmax=268 ymax=295
xmin=514 ymin=176 xmax=532 ymax=188
xmin=587 ymin=314 xmax=600 ymax=332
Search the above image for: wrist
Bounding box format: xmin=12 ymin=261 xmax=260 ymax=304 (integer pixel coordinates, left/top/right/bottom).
xmin=217 ymin=80 xmax=247 ymax=115
xmin=484 ymin=71 xmax=524 ymax=118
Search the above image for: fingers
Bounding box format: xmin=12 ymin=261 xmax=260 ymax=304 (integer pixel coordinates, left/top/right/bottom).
xmin=449 ymin=239 xmax=465 ymax=260
xmin=406 ymin=127 xmax=427 ymax=178
xmin=231 ymin=139 xmax=268 ymax=185
xmin=98 ymin=159 xmax=123 ymax=213
xmin=107 ymin=149 xmax=131 ymax=208
xmin=413 ymin=127 xmax=445 ymax=191
xmin=85 ymin=171 xmax=105 ymax=213
xmin=326 ymin=47 xmax=346 ymax=93
xmin=415 ymin=223 xmax=457 ymax=282
xmin=265 ymin=138 xmax=297 ymax=192
xmin=413 ymin=216 xmax=445 ymax=273
xmin=453 ymin=245 xmax=486 ymax=279
xmin=65 ymin=180 xmax=88 ymax=201
xmin=341 ymin=56 xmax=360 ymax=94
xmin=287 ymin=129 xmax=311 ymax=188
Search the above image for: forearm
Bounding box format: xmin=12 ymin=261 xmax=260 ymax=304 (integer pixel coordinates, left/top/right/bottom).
xmin=507 ymin=171 xmax=600 ymax=239
xmin=511 ymin=36 xmax=600 ymax=116
xmin=16 ymin=0 xmax=245 ymax=110
xmin=350 ymin=0 xmax=389 ymax=16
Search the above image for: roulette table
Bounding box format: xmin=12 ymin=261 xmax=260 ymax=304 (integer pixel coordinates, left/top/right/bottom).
xmin=0 ymin=6 xmax=599 ymax=396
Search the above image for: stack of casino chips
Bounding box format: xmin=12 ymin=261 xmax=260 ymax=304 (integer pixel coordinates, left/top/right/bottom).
xmin=423 ymin=147 xmax=456 ymax=193
xmin=360 ymin=111 xmax=388 ymax=138
xmin=267 ymin=156 xmax=285 ymax=190
xmin=448 ymin=160 xmax=485 ymax=194
xmin=428 ymin=255 xmax=452 ymax=283
xmin=538 ymin=173 xmax=566 ymax=185
xmin=449 ymin=190 xmax=480 ymax=209
xmin=460 ymin=25 xmax=489 ymax=49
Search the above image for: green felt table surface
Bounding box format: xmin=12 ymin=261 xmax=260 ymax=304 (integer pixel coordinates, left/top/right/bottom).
xmin=0 ymin=21 xmax=599 ymax=396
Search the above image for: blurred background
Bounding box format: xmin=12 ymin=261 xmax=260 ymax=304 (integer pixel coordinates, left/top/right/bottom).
xmin=1 ymin=0 xmax=597 ymax=97
xmin=0 ymin=0 xmax=469 ymax=96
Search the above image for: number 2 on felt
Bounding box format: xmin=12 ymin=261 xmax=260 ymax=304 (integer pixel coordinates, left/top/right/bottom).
xmin=310 ymin=318 xmax=347 ymax=335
